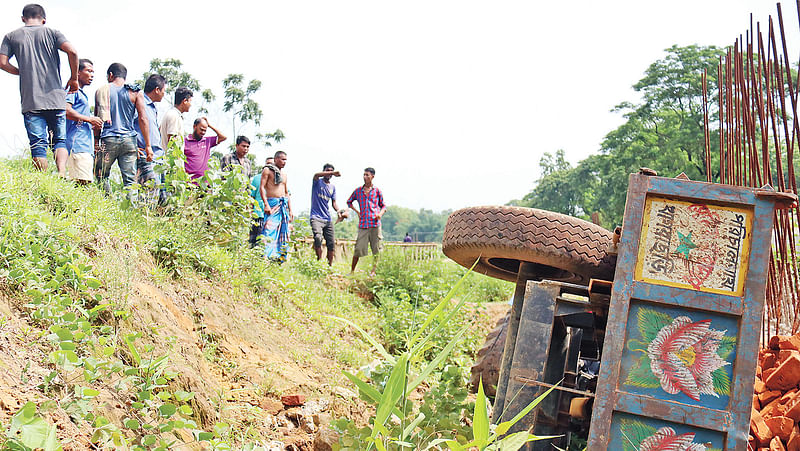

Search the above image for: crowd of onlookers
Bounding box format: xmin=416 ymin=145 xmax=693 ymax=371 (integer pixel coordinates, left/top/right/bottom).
xmin=1 ymin=4 xmax=391 ymax=274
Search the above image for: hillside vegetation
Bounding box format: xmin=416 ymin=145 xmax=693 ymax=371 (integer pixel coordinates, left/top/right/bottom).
xmin=0 ymin=158 xmax=511 ymax=450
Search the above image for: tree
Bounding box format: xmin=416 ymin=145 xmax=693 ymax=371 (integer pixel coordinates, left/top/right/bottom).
xmin=515 ymin=150 xmax=588 ymax=218
xmin=222 ymin=74 xmax=263 ymax=140
xmin=221 ymin=74 xmax=285 ymax=150
xmin=138 ymin=58 xmax=215 ymax=112
xmin=382 ymin=206 xmax=416 ymax=239
xmin=518 ymin=45 xmax=725 ymax=228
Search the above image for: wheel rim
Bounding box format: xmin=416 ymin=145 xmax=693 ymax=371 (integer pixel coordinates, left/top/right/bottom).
xmin=483 ymin=257 xmax=582 ymax=283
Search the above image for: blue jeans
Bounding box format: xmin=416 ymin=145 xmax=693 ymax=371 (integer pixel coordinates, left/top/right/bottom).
xmin=96 ymin=135 xmax=138 ymax=193
xmin=23 ymin=110 xmax=66 ymax=158
xmin=136 ymin=153 xmax=166 ymax=206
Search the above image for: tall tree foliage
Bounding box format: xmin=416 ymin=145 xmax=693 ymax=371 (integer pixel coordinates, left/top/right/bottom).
xmin=138 ymin=58 xmax=215 ymax=111
xmin=222 ymin=74 xmax=263 ymax=139
xmin=519 ymin=45 xmax=725 ymax=228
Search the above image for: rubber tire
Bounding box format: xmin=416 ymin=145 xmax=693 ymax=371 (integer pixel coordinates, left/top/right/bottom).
xmin=470 ymin=313 xmax=509 ymax=398
xmin=442 ymin=206 xmax=616 ymax=284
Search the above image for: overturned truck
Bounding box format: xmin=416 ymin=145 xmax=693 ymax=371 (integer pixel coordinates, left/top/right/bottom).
xmin=443 ymin=170 xmax=796 ymax=450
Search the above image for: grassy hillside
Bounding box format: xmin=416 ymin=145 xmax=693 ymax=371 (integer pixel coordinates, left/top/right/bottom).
xmin=0 ymin=159 xmax=511 ymax=450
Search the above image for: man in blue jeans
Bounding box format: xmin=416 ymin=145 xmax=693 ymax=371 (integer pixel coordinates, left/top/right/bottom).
xmin=94 ymin=62 xmax=152 ymax=196
xmin=135 ymin=74 xmax=166 ymax=205
xmin=0 ymin=4 xmax=79 ymax=173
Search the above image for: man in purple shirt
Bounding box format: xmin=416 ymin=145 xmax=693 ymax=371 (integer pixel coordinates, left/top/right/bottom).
xmin=310 ymin=163 xmax=344 ymax=265
xmin=184 ymin=117 xmax=226 ymax=179
xmin=347 ymin=167 xmax=386 ymax=276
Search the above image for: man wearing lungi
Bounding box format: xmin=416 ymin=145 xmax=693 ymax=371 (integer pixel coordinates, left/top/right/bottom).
xmin=259 ymin=150 xmax=293 ymax=261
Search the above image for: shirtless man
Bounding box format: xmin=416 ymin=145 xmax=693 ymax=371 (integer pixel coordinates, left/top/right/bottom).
xmin=259 ymin=151 xmax=293 ymax=261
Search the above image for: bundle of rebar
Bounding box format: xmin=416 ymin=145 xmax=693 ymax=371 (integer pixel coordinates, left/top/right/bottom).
xmin=707 ymin=2 xmax=800 ymax=341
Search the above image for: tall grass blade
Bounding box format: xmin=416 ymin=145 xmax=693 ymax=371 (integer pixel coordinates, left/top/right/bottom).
xmin=408 ymin=325 xmax=468 ymax=390
xmin=329 ymin=315 xmax=395 ymax=364
xmin=408 ymin=258 xmax=478 ymax=348
xmin=372 ymin=353 xmax=409 ymax=439
xmin=401 ymin=413 xmax=425 ymax=441
xmin=342 ymin=371 xmax=403 ymax=419
xmin=494 ymin=382 xmax=561 ymax=438
xmin=473 ymin=379 xmax=489 ymax=447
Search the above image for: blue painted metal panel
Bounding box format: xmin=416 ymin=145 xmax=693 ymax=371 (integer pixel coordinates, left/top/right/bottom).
xmin=587 ymin=173 xmax=789 ymax=450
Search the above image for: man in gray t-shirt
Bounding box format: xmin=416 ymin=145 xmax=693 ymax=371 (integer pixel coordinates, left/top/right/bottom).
xmin=0 ymin=4 xmax=78 ymax=173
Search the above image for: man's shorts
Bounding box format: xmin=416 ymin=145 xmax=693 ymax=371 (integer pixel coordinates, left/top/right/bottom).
xmin=354 ymin=226 xmax=382 ymax=257
xmin=310 ymin=217 xmax=335 ymax=251
xmin=66 ymin=152 xmax=93 ymax=182
xmin=23 ymin=110 xmax=66 ymax=158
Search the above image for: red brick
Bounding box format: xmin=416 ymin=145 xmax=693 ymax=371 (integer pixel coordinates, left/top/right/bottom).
xmin=765 ymin=368 xmax=779 ymax=382
xmin=280 ymin=394 xmax=306 ymax=406
xmin=753 ymin=408 xmax=776 ymax=445
xmin=762 ymin=391 xmax=783 ymax=406
xmin=765 ymin=355 xmax=800 ymax=391
xmin=784 ymin=394 xmax=800 ymax=422
xmin=778 ymin=335 xmax=800 ymax=351
xmin=764 ymin=398 xmax=784 ymax=419
xmin=764 ymin=354 xmax=779 ymax=371
xmin=781 ymin=350 xmax=800 ymax=364
xmin=781 ymin=389 xmax=799 ymax=405
xmin=772 ymin=436 xmax=788 ymax=451
xmin=766 ymin=416 xmax=794 ymax=442
xmin=787 ymin=425 xmax=800 ymax=451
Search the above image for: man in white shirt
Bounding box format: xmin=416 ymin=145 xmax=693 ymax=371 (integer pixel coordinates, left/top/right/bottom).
xmin=160 ymin=87 xmax=192 ymax=151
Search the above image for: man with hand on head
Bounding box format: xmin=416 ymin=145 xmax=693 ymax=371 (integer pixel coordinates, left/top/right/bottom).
xmin=184 ymin=117 xmax=226 ymax=179
xmin=0 ymin=4 xmax=79 ymax=173
xmin=65 ymin=58 xmax=102 ymax=185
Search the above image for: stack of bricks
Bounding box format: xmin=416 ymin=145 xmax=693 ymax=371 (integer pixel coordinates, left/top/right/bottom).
xmin=751 ymin=334 xmax=800 ymax=450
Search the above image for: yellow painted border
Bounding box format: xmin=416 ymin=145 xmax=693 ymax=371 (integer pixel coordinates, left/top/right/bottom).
xmin=634 ymin=196 xmax=753 ymax=297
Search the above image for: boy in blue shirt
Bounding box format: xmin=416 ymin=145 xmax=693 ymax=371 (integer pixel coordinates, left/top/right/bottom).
xmin=65 ymin=58 xmax=102 ymax=184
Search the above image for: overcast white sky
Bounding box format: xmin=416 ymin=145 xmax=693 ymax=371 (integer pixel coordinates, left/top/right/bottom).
xmin=0 ymin=1 xmax=797 ymax=212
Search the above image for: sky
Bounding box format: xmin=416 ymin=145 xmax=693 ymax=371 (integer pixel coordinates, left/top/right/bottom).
xmin=0 ymin=1 xmax=798 ymax=213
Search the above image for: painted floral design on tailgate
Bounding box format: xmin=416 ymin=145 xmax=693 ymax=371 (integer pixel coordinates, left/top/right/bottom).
xmin=624 ymin=307 xmax=736 ymax=400
xmin=618 ymin=419 xmax=720 ymax=451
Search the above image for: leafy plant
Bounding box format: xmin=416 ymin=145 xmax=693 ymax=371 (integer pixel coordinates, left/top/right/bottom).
xmin=2 ymin=402 xmax=62 ymax=451
xmin=332 ymin=264 xmax=558 ymax=450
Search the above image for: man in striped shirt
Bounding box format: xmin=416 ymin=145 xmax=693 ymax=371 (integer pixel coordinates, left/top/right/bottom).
xmin=347 ymin=167 xmax=386 ymax=276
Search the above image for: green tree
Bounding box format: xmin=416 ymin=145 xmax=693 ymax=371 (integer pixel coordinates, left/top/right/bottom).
xmin=222 ymin=74 xmax=263 ymax=140
xmin=138 ymin=58 xmax=216 ymax=111
xmin=516 ymin=149 xmax=588 ymax=218
xmin=518 ymin=45 xmax=725 ymax=228
xmin=408 ymin=209 xmax=450 ymax=243
xmin=222 ymin=74 xmax=285 ymax=150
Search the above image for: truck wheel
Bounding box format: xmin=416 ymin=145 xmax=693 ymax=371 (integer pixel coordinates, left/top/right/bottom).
xmin=442 ymin=206 xmax=616 ymax=284
xmin=470 ymin=313 xmax=509 ymax=398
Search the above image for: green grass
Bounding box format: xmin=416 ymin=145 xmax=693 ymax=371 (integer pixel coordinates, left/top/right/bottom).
xmin=0 ymin=157 xmax=512 ymax=448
